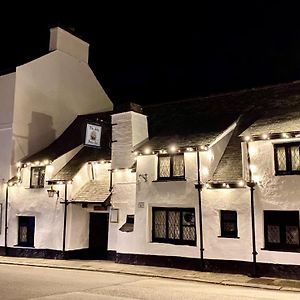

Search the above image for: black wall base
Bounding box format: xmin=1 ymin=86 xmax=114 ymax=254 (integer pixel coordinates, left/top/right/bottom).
xmin=0 ymin=247 xmax=90 ymax=260
xmin=111 ymin=251 xmax=300 ymax=280
xmin=1 ymin=247 xmax=300 ymax=280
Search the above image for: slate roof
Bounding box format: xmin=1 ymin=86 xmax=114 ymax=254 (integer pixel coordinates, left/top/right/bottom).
xmin=22 ymin=111 xmax=112 ymax=164
xmin=139 ymin=81 xmax=300 ymax=182
xmin=72 ymin=180 xmax=111 ymax=203
xmin=140 ymin=80 xmax=300 ymax=151
xmin=241 ymin=109 xmax=300 ymax=136
xmin=212 ymin=133 xmax=243 ymax=182
xmin=51 ymin=146 xmax=111 ymax=182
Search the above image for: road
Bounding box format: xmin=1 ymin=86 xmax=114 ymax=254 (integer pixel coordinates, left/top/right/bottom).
xmin=0 ymin=264 xmax=298 ymax=299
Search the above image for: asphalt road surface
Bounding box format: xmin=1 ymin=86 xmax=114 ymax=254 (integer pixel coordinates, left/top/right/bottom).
xmin=0 ymin=264 xmax=299 ymax=299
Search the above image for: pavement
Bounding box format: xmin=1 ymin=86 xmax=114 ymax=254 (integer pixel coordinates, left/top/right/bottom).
xmin=0 ymin=256 xmax=300 ymax=293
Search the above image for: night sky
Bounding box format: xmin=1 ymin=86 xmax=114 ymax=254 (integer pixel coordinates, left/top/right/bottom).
xmin=1 ymin=4 xmax=300 ymax=106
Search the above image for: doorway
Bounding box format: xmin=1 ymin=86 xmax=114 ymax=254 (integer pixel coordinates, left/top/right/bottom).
xmin=89 ymin=213 xmax=109 ymax=259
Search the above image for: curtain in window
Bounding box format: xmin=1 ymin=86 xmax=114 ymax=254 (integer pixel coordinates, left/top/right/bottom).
xmin=291 ymin=146 xmax=300 ymax=171
xmin=276 ymin=147 xmax=286 ymax=171
xmin=159 ymin=157 xmax=170 ymax=177
xmin=173 ymin=155 xmax=184 ymax=177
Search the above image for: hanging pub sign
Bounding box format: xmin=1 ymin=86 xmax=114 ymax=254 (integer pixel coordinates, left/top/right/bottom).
xmin=84 ymin=122 xmax=102 ymax=148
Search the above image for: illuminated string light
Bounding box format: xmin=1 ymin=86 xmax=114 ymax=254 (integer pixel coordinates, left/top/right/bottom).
xmin=144 ymin=148 xmax=151 ymax=155
xmin=244 ymin=136 xmax=251 ymax=142
xmin=238 ymin=180 xmax=245 ymax=187
xmin=169 ymin=145 xmax=177 ymax=152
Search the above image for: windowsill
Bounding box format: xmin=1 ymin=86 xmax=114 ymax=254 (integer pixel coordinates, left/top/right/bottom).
xmin=153 ymin=178 xmax=186 ymax=182
xmin=29 ymin=187 xmax=45 ymax=189
xmin=275 ymin=174 xmax=300 ymax=176
xmin=151 ymin=241 xmax=196 ymax=247
xmin=261 ymin=247 xmax=300 ymax=253
xmin=218 ymin=236 xmax=240 ymax=239
xmin=14 ymin=245 xmax=35 ymax=248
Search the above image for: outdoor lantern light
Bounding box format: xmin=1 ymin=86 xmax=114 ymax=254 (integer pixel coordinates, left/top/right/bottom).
xmin=47 ymin=185 xmax=59 ymax=198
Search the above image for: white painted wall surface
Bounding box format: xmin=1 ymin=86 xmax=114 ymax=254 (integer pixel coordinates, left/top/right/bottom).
xmin=49 ymin=27 xmax=89 ymax=63
xmin=7 ymin=185 xmax=65 ymax=249
xmin=247 ymin=138 xmax=300 ymax=265
xmin=201 ymin=128 xmax=234 ymax=181
xmin=202 ymin=188 xmax=252 ymax=261
xmin=12 ymin=49 xmax=112 ymax=165
xmin=0 ymin=184 xmax=6 ymax=245
xmin=108 ymin=170 xmax=137 ymax=252
xmin=0 ymin=73 xmax=16 ymax=181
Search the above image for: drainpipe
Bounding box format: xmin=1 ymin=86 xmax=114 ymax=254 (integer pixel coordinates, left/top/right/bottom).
xmin=4 ymin=183 xmax=9 ymax=256
xmin=196 ymin=148 xmax=204 ymax=271
xmin=62 ymin=182 xmax=68 ymax=259
xmin=246 ymin=141 xmax=257 ymax=277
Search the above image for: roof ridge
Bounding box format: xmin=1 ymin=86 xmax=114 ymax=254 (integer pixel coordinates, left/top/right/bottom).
xmin=143 ymin=79 xmax=300 ymax=109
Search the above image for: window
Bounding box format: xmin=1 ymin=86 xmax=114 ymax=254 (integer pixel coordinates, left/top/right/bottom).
xmin=30 ymin=167 xmax=45 ymax=188
xmin=18 ymin=216 xmax=35 ymax=247
xmin=158 ymin=154 xmax=185 ymax=180
xmin=152 ymin=207 xmax=196 ymax=245
xmin=220 ymin=210 xmax=238 ymax=238
xmin=264 ymin=211 xmax=299 ymax=251
xmin=274 ymin=143 xmax=300 ymax=175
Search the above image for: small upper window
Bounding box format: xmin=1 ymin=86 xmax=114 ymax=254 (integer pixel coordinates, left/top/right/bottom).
xmin=158 ymin=154 xmax=184 ymax=180
xmin=274 ymin=143 xmax=300 ymax=175
xmin=220 ymin=210 xmax=238 ymax=238
xmin=30 ymin=167 xmax=45 ymax=188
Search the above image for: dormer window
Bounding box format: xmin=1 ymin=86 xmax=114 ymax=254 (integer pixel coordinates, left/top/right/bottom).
xmin=274 ymin=143 xmax=300 ymax=175
xmin=30 ymin=167 xmax=46 ymax=188
xmin=158 ymin=154 xmax=185 ymax=180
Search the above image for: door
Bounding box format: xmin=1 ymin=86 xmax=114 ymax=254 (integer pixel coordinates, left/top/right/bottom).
xmin=89 ymin=213 xmax=109 ymax=259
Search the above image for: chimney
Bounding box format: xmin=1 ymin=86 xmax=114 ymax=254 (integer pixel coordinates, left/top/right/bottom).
xmin=49 ymin=27 xmax=89 ymax=63
xmin=111 ymin=103 xmax=148 ymax=169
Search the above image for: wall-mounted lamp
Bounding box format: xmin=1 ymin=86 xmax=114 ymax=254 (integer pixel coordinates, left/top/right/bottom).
xmin=138 ymin=173 xmax=148 ymax=182
xmin=47 ymin=185 xmax=59 ymax=198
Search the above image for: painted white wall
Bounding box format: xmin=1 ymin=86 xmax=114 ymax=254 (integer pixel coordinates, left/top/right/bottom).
xmin=201 ymin=126 xmax=234 ymax=181
xmin=108 ymin=170 xmax=137 ymax=252
xmin=0 ymin=184 xmax=6 ymax=245
xmin=0 ymin=73 xmax=16 ymax=181
xmin=247 ymin=138 xmax=300 ymax=265
xmin=202 ymin=188 xmax=252 ymax=261
xmin=7 ymin=185 xmax=65 ymax=250
xmin=12 ymin=49 xmax=112 ymax=165
xmin=67 ymin=204 xmax=89 ymax=250
xmin=49 ymin=27 xmax=89 ymax=63
xmin=112 ymin=111 xmax=148 ymax=169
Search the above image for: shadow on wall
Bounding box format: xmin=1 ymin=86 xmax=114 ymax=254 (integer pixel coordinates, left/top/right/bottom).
xmin=28 ymin=111 xmax=56 ymax=156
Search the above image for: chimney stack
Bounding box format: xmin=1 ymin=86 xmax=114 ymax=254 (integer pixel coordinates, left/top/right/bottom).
xmin=49 ymin=27 xmax=89 ymax=63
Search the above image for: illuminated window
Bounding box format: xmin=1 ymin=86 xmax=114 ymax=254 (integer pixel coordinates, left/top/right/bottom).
xmin=18 ymin=216 xmax=35 ymax=247
xmin=264 ymin=211 xmax=299 ymax=251
xmin=274 ymin=143 xmax=300 ymax=175
xmin=152 ymin=207 xmax=196 ymax=246
xmin=30 ymin=167 xmax=45 ymax=188
xmin=220 ymin=211 xmax=238 ymax=238
xmin=158 ymin=154 xmax=184 ymax=180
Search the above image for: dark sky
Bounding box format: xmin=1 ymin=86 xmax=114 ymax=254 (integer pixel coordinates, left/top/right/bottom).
xmin=2 ymin=4 xmax=300 ymax=105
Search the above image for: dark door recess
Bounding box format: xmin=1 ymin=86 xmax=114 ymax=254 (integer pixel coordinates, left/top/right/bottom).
xmin=89 ymin=213 xmax=109 ymax=259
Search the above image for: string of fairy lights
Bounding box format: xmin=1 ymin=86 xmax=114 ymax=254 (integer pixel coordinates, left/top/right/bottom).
xmin=8 ymin=129 xmax=299 ymax=189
